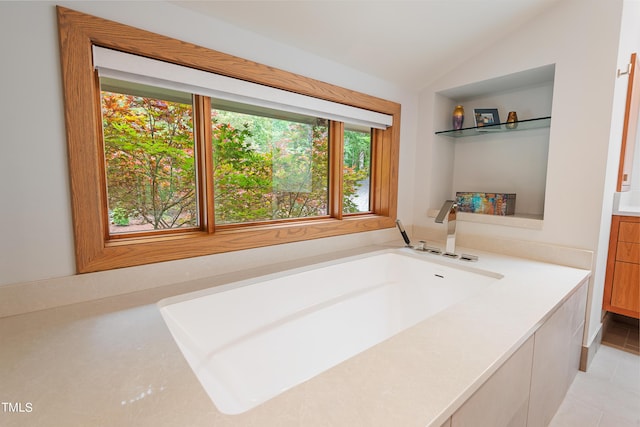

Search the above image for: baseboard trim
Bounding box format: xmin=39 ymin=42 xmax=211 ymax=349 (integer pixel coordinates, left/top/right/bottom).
xmin=580 ymin=324 xmax=603 ymax=371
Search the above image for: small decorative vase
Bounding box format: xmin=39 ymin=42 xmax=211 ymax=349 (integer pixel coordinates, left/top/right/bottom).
xmin=506 ymin=111 xmax=518 ymax=129
xmin=452 ymin=105 xmax=465 ymax=130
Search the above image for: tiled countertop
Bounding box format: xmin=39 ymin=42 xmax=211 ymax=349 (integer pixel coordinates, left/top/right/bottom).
xmin=0 ymin=245 xmax=591 ymax=426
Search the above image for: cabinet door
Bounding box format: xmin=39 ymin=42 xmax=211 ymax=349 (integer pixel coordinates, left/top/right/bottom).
xmin=619 ymin=222 xmax=640 ymax=244
xmin=528 ymin=297 xmax=572 ymax=427
xmin=604 ymin=216 xmax=640 ymax=318
xmin=452 ymin=337 xmax=533 ymax=427
xmin=616 ymin=241 xmax=640 ymax=263
xmin=611 ymin=261 xmax=640 ymax=313
xmin=528 ymin=282 xmax=587 ymax=427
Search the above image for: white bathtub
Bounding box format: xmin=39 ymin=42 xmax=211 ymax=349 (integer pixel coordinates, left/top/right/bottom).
xmin=158 ymin=249 xmax=502 ymax=415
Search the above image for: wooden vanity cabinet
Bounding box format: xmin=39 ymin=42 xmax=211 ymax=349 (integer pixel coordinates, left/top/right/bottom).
xmin=603 ymin=215 xmax=640 ymax=319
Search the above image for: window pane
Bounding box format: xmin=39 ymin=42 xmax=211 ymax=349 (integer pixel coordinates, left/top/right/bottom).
xmin=343 ymin=125 xmax=372 ymax=213
xmin=100 ymin=80 xmax=198 ymax=234
xmin=211 ymin=103 xmax=329 ymax=224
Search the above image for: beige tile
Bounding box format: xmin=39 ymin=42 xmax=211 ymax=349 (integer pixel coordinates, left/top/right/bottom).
xmin=598 ymin=412 xmax=640 ymax=427
xmin=587 ymin=349 xmax=620 ymax=381
xmin=551 ymin=345 xmax=640 ymax=427
xmin=570 ymin=374 xmax=640 ymax=422
xmin=611 ymin=352 xmax=640 ymax=393
xmin=549 ymin=395 xmax=602 ymax=427
xmin=565 ymin=347 xmax=640 ymax=424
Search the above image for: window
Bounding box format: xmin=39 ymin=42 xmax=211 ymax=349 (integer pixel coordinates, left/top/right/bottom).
xmin=101 ymin=79 xmax=199 ymax=234
xmin=209 ymin=103 xmax=330 ymax=225
xmin=57 ymin=6 xmax=400 ymax=273
xmin=343 ymin=124 xmax=372 ymax=214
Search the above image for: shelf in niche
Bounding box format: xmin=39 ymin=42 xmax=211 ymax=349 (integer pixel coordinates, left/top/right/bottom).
xmin=436 ymin=116 xmax=551 ymax=138
xmin=458 ymin=212 xmax=543 ymax=229
xmin=427 ymin=209 xmax=544 ymax=229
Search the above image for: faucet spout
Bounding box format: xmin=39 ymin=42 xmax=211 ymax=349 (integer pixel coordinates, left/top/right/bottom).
xmin=435 ymin=200 xmax=456 ymax=223
xmin=435 ymin=200 xmax=457 ymax=256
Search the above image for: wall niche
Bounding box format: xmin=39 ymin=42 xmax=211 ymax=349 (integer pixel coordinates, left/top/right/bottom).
xmin=434 ymin=64 xmax=555 ymax=228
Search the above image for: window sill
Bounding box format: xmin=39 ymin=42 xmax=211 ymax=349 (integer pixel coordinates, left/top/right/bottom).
xmin=83 ymin=215 xmax=396 ymax=273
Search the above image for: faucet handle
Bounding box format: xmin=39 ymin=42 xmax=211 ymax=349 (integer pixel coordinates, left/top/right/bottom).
xmin=395 ymin=219 xmax=411 ymax=246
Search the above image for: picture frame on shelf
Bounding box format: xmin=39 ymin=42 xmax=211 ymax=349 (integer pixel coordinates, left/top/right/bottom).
xmin=474 ymin=108 xmax=501 ymax=130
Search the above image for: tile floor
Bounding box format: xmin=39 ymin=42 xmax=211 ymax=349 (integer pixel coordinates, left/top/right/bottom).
xmin=549 ymin=318 xmax=640 ymax=427
xmin=601 ymin=314 xmax=640 ymax=355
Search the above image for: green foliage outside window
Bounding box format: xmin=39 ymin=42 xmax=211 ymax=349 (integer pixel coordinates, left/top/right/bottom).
xmin=101 ymin=90 xmax=370 ymax=234
xmin=102 ymin=92 xmax=197 ymax=233
xmin=211 ymin=109 xmax=330 ymax=224
xmin=343 ymin=128 xmax=372 ymax=213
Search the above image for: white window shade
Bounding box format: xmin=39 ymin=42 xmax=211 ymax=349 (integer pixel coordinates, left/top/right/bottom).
xmin=92 ymin=46 xmax=393 ymax=129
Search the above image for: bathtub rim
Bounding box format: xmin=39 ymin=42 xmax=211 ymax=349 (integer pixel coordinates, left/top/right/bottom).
xmin=157 ymin=247 xmax=504 ymax=311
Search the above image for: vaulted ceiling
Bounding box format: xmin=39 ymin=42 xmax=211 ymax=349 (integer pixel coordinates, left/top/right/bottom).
xmin=174 ymin=0 xmax=561 ymax=89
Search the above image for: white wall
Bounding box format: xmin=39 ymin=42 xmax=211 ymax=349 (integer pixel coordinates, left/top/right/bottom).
xmin=414 ymin=0 xmax=625 ymax=349
xmin=593 ymin=0 xmax=640 ymax=340
xmin=0 ymin=2 xmax=417 ymax=308
xmin=616 ymin=1 xmax=640 ymax=194
xmin=0 ymin=0 xmax=633 ymax=351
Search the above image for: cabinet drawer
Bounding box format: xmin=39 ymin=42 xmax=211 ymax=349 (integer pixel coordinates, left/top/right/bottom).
xmin=612 ymin=261 xmax=640 ymax=313
xmin=619 ymin=222 xmax=640 ymax=243
xmin=616 ymin=241 xmax=640 ymax=263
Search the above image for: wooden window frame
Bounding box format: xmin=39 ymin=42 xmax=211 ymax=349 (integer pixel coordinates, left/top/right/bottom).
xmin=57 ymin=6 xmax=401 ymax=273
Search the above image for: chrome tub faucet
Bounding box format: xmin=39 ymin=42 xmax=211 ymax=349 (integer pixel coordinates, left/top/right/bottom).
xmin=436 ymin=200 xmax=458 ymax=257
